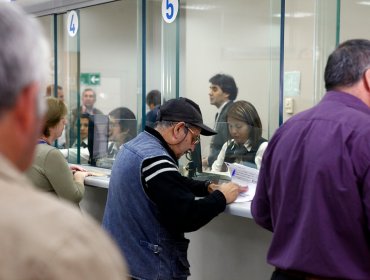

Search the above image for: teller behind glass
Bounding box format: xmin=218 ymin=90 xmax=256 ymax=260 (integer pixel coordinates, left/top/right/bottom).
xmin=108 ymin=107 xmax=137 ymax=158
xmin=211 ymin=100 xmax=268 ymax=172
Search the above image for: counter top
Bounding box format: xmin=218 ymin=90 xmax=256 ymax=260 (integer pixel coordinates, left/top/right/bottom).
xmin=82 ymin=166 xmax=252 ymax=219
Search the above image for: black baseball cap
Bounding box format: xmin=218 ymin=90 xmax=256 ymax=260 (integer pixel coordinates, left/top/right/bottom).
xmin=157 ymin=97 xmax=217 ymax=136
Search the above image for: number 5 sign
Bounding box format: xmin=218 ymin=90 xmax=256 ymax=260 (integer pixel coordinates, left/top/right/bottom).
xmin=162 ymin=0 xmax=178 ymax=23
xmin=67 ymin=10 xmax=79 ymax=37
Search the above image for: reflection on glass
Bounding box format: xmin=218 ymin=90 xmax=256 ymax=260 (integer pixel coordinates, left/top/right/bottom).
xmin=61 ymin=113 xmax=90 ymax=164
xmin=145 ymin=89 xmax=161 ymax=128
xmin=107 ymin=108 xmax=137 ymax=158
xmin=205 ymin=73 xmax=238 ymax=169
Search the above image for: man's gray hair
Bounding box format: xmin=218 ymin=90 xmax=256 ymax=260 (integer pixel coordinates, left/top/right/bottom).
xmin=155 ymin=120 xmax=178 ymax=129
xmin=0 ymin=3 xmax=50 ymax=115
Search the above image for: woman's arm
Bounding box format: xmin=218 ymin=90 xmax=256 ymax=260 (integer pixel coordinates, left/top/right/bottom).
xmin=211 ymin=141 xmax=228 ymax=172
xmin=44 ymin=148 xmax=85 ymax=204
xmin=255 ymin=141 xmax=268 ymax=169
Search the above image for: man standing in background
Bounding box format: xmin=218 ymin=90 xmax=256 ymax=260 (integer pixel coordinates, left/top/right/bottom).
xmin=71 ymin=88 xmax=103 ymax=145
xmin=46 ymin=84 xmax=65 ymax=102
xmin=202 ymin=73 xmax=238 ymax=169
xmin=46 ymin=84 xmax=66 ymax=147
xmin=145 ymin=89 xmax=161 ymax=128
xmin=0 ymin=3 xmax=128 ymax=279
xmin=71 ymin=88 xmax=103 ymax=125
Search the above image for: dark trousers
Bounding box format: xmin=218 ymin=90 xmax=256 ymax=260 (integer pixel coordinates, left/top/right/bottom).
xmin=271 ymin=269 xmax=305 ymax=280
xmin=271 ymin=269 xmax=333 ymax=280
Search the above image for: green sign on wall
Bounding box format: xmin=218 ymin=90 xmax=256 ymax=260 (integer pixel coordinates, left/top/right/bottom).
xmin=80 ymin=73 xmax=101 ymax=86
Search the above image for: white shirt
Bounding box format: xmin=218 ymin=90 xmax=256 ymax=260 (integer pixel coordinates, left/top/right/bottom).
xmin=60 ymin=138 xmax=90 ymax=164
xmin=211 ymin=139 xmax=268 ymax=171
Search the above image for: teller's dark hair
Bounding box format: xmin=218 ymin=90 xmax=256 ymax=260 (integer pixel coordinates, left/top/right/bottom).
xmin=227 ymin=100 xmax=262 ymax=148
xmin=209 ymin=73 xmax=238 ymax=101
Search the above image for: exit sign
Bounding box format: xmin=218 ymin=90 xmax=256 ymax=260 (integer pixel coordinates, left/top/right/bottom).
xmin=80 ymin=73 xmax=101 ymax=86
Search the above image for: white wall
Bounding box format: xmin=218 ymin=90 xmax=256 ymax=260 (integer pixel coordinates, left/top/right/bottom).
xmin=80 ymin=1 xmax=138 ymax=116
xmin=182 ymin=0 xmax=275 ymax=155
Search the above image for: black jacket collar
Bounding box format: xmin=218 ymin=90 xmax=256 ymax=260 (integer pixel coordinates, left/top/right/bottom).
xmin=144 ymin=126 xmax=178 ymax=163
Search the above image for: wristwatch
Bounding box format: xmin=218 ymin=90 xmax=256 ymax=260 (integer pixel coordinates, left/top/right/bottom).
xmin=205 ymin=180 xmax=215 ymax=193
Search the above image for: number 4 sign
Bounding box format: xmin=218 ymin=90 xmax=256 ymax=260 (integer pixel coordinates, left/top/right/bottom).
xmin=162 ymin=0 xmax=178 ymax=23
xmin=67 ymin=10 xmax=79 ymax=37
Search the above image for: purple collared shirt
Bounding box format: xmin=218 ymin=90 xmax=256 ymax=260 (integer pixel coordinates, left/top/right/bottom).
xmin=252 ymin=91 xmax=370 ymax=279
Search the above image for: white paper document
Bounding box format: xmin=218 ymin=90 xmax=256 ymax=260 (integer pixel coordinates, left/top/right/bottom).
xmin=225 ymin=162 xmax=259 ymax=202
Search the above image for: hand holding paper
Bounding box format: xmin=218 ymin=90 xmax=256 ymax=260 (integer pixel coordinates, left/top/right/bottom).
xmin=226 ymin=162 xmax=259 ymax=202
xmin=218 ymin=182 xmax=248 ymax=204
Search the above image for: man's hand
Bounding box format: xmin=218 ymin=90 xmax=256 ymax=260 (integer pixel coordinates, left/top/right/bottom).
xmin=218 ymin=182 xmax=248 ymax=204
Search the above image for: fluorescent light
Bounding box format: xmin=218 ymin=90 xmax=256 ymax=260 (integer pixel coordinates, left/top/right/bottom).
xmin=273 ymin=12 xmax=314 ymax=18
xmin=181 ymin=4 xmax=217 ymax=11
xmin=357 ymin=1 xmax=370 ymax=5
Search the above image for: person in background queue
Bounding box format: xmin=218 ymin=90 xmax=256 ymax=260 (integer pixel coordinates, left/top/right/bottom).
xmin=46 ymin=84 xmax=64 ymax=102
xmin=146 ymin=89 xmax=161 ymax=128
xmin=26 ymin=98 xmax=92 ymax=206
xmin=70 ymin=88 xmax=103 ymax=145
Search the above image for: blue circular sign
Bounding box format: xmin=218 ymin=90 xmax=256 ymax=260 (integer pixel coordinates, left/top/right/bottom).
xmin=67 ymin=10 xmax=79 ymax=37
xmin=162 ymin=0 xmax=179 ymax=23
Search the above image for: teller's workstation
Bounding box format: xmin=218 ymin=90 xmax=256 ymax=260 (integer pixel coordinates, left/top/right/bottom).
xmin=74 ymin=120 xmax=272 ymax=279
xmin=79 ymin=163 xmax=273 ymax=279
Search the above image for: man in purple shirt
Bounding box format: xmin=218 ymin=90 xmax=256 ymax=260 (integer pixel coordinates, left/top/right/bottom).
xmin=252 ymin=39 xmax=370 ymax=280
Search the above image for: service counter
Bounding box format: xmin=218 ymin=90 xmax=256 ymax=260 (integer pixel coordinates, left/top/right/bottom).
xmin=79 ymin=166 xmax=273 ymax=279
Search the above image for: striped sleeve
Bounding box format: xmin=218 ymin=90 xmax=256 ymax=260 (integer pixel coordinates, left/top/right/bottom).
xmin=142 ymin=156 xmax=178 ymax=183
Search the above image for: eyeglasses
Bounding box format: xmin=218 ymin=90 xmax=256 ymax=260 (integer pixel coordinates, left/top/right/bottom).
xmin=185 ymin=125 xmax=201 ymax=145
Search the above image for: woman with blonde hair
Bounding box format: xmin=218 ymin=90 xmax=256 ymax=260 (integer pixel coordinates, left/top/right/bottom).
xmin=26 ymin=97 xmax=92 ymax=206
xmin=212 ymin=100 xmax=267 ymax=171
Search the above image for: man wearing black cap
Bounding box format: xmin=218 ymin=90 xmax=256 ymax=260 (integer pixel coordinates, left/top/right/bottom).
xmin=103 ymin=97 xmax=246 ymax=280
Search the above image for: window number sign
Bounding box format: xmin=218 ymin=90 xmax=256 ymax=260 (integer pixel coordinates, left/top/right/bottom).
xmin=67 ymin=10 xmax=79 ymax=37
xmin=162 ymin=0 xmax=178 ymax=23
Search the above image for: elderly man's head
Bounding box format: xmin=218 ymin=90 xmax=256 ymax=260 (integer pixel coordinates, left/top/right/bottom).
xmin=155 ymin=98 xmax=216 ymax=159
xmin=0 ymin=3 xmax=49 ymax=170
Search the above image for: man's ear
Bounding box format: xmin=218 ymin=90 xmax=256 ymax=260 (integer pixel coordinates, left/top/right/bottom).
xmin=13 ymin=82 xmax=41 ymax=133
xmin=363 ymin=68 xmax=370 ymax=91
xmin=10 ymin=82 xmax=42 ymax=171
xmin=164 ymin=122 xmax=186 ymax=145
xmin=172 ymin=122 xmax=186 ymax=139
xmin=363 ymin=69 xmax=370 ymax=107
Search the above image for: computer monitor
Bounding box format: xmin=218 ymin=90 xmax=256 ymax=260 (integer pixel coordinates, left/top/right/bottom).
xmin=88 ymin=114 xmax=109 ymax=166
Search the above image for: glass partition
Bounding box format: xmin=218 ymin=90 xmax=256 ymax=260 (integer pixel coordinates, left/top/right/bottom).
xmin=34 ymin=0 xmax=344 ymax=171
xmin=76 ymin=1 xmax=139 ymax=167
xmin=38 ymin=1 xmax=140 ymax=166
xmin=340 ymin=0 xmax=370 ymax=41
xmin=177 ymin=0 xmax=281 ymax=173
xmin=283 ymin=0 xmax=337 ymax=123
